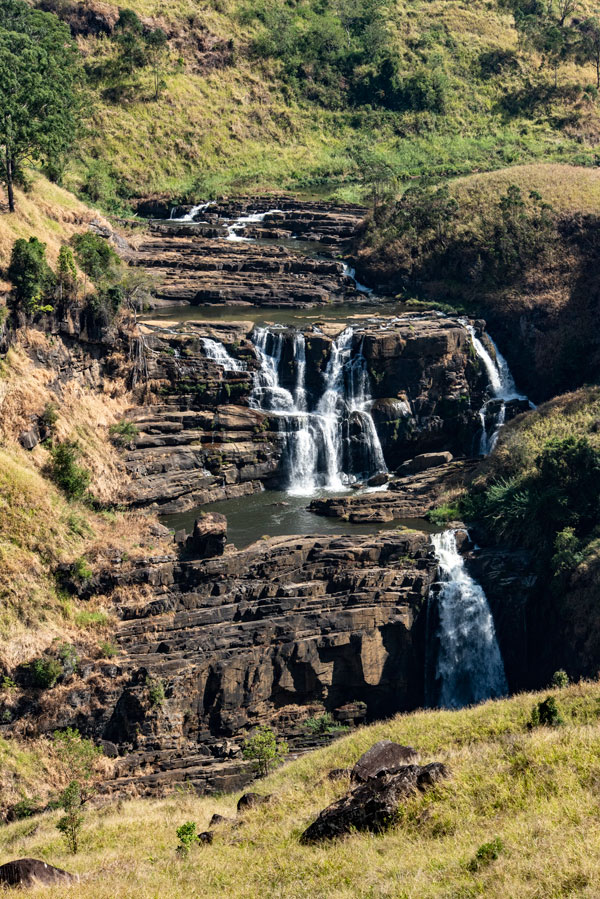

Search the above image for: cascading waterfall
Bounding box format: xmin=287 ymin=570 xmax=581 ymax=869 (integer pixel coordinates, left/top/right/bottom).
xmin=342 ymin=263 xmax=374 ymax=295
xmin=428 ymin=530 xmax=508 ymax=709
xmin=200 ymin=337 xmax=245 ymax=373
xmin=226 ymin=209 xmax=283 ymax=242
xmin=250 ymin=326 xmax=387 ymax=495
xmin=170 ymin=201 xmax=215 ymax=223
xmin=465 ymin=323 xmax=528 ymax=454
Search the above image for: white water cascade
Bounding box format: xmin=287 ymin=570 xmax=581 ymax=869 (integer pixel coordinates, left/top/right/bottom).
xmin=200 ymin=338 xmax=245 ymax=373
xmin=429 ymin=530 xmax=508 ymax=709
xmin=226 ymin=209 xmax=283 ymax=242
xmin=169 ymin=201 xmax=215 ymax=223
xmin=465 ymin=323 xmax=528 ymax=454
xmin=250 ymin=327 xmax=387 ymax=495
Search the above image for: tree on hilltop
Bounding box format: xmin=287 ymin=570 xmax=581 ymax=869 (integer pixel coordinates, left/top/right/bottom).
xmin=0 ymin=0 xmax=80 ymax=212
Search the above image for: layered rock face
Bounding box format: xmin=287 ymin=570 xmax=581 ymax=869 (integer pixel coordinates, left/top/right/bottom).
xmin=124 ymin=316 xmax=486 ymax=511
xmin=19 ymin=531 xmax=436 ymax=797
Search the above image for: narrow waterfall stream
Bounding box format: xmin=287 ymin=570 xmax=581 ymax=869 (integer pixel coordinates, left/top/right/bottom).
xmin=428 ymin=530 xmax=508 ymax=709
xmin=465 ymin=324 xmax=528 ymax=454
xmin=250 ymin=326 xmax=387 ymax=495
xmin=200 ymin=338 xmax=246 ymax=372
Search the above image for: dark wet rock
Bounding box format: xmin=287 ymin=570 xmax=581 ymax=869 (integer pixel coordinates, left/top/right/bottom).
xmin=351 ymin=740 xmax=418 ymax=782
xmin=0 ymin=858 xmax=76 ymax=888
xmin=237 ymin=792 xmax=271 ymax=812
xmin=300 ymin=763 xmax=449 ymax=843
xmin=367 ymin=472 xmax=389 ymax=487
xmin=397 ymin=452 xmax=454 ymax=475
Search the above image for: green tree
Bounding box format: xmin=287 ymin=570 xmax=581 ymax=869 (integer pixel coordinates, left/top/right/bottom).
xmin=113 ymin=8 xmax=148 ymax=77
xmin=146 ymin=28 xmax=168 ymax=100
xmin=242 ymin=725 xmax=288 ymax=777
xmin=57 ymin=245 xmax=77 ymax=301
xmin=0 ymin=0 xmax=81 ymax=212
xmin=49 ymin=440 xmax=91 ymax=500
xmin=54 ymin=728 xmax=102 ymax=854
xmin=574 ymin=17 xmax=600 ymax=88
xmin=71 ymin=232 xmax=119 ymax=284
xmin=7 ymin=236 xmax=54 ymax=312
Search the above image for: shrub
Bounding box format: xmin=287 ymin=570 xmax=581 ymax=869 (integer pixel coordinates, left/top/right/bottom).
xmin=147 ymin=677 xmax=165 ymax=707
xmin=109 ymin=419 xmax=139 ymax=445
xmin=242 ymin=725 xmax=288 ymax=777
xmin=49 ymin=440 xmax=91 ymax=501
xmin=71 ymin=232 xmax=119 ymax=284
xmin=98 ymin=641 xmax=118 ymax=658
xmin=30 ymin=656 xmax=63 ymax=689
xmin=39 ymin=402 xmax=59 ymax=435
xmin=58 ymin=643 xmax=79 ymax=675
xmin=427 ymin=504 xmax=461 ymax=526
xmin=304 ymin=712 xmax=348 ymax=736
xmin=71 ymin=557 xmax=93 ymax=581
xmin=530 ymin=695 xmax=565 ymax=728
xmin=551 ymin=669 xmax=570 ymax=688
xmin=176 ymin=821 xmax=197 ymax=857
xmin=7 ymin=237 xmax=55 ymax=313
xmin=467 ymin=837 xmax=504 ymax=872
xmin=56 ymin=781 xmax=84 ymax=853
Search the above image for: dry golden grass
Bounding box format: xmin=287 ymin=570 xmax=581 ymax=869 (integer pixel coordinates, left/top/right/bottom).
xmin=1 ymin=682 xmax=600 ymax=897
xmin=0 ymin=176 xmax=111 ymax=289
xmin=452 ymin=164 xmax=600 ymax=218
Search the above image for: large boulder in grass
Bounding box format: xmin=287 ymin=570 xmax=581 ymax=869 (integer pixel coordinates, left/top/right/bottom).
xmin=237 ymin=792 xmax=271 ymax=812
xmin=351 ymin=740 xmax=418 ymax=783
xmin=0 ymin=858 xmax=77 ymax=888
xmin=300 ymin=763 xmax=449 ymax=843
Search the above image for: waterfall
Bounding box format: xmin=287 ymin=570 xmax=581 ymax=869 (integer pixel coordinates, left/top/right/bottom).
xmin=170 ymin=201 xmax=215 ymax=223
xmin=429 ymin=530 xmax=508 ymax=709
xmin=464 ymin=323 xmax=527 ymax=454
xmin=226 ymin=209 xmax=283 ymax=242
xmin=250 ymin=326 xmax=387 ymax=495
xmin=201 ymin=338 xmax=245 ymax=373
xmin=342 ymin=263 xmax=374 ymax=295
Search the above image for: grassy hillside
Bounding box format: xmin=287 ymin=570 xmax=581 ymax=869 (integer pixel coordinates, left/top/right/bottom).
xmin=2 ymin=681 xmax=600 ymax=897
xmin=37 ymin=0 xmax=600 ymax=205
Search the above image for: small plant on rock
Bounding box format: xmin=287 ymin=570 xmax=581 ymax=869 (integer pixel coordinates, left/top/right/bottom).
xmin=176 ymin=821 xmax=197 ymax=857
xmin=109 ymin=419 xmax=139 ymax=445
xmin=147 ymin=677 xmax=166 ymax=707
xmin=304 ymin=713 xmax=349 ymax=737
xmin=29 ymin=656 xmax=63 ymax=689
xmin=242 ymin=725 xmax=288 ymax=778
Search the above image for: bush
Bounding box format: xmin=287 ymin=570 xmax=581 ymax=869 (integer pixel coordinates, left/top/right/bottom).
xmin=467 ymin=837 xmax=504 ymax=872
xmin=30 ymin=656 xmax=63 ymax=689
xmin=242 ymin=725 xmax=288 ymax=777
xmin=49 ymin=440 xmax=91 ymax=501
xmin=147 ymin=677 xmax=165 ymax=707
xmin=56 ymin=781 xmax=84 ymax=854
xmin=530 ymin=695 xmax=565 ymax=728
xmin=7 ymin=237 xmax=55 ymax=313
xmin=109 ymin=419 xmax=139 ymax=445
xmin=551 ymin=669 xmax=570 ymax=688
xmin=427 ymin=504 xmax=461 ymax=526
xmin=98 ymin=641 xmax=118 ymax=658
xmin=71 ymin=232 xmax=119 ymax=284
xmin=71 ymin=557 xmax=93 ymax=581
xmin=176 ymin=821 xmax=197 ymax=857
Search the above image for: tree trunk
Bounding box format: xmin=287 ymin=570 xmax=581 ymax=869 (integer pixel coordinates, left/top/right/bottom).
xmin=596 ymin=55 xmax=599 ymax=89
xmin=5 ymin=150 xmax=15 ymax=213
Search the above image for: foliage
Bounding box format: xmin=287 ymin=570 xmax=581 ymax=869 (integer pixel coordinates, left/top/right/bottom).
xmin=242 ymin=725 xmax=288 ymax=777
xmin=529 ymin=695 xmax=565 ymax=727
xmin=304 ymin=713 xmax=349 ymax=736
xmin=71 ymin=557 xmax=93 ymax=582
xmin=56 ymin=780 xmax=84 ymax=853
xmin=29 ymin=655 xmax=63 ymax=689
xmin=71 ymin=233 xmax=119 ymax=285
xmin=40 ymin=402 xmax=59 ymax=434
xmin=467 ymin=837 xmax=504 ymax=872
xmin=0 ymin=0 xmax=81 ymax=212
xmin=49 ymin=440 xmax=91 ymax=501
xmin=57 ymin=246 xmax=77 ymax=300
xmin=109 ymin=419 xmax=140 ymax=445
xmin=147 ymin=678 xmax=165 ymax=707
xmin=176 ymin=821 xmax=197 ymax=857
xmin=552 ymin=669 xmax=570 ymax=688
xmin=427 ymin=504 xmax=461 ymax=526
xmin=7 ymin=237 xmax=54 ymax=313
xmin=98 ymin=641 xmax=119 ymax=659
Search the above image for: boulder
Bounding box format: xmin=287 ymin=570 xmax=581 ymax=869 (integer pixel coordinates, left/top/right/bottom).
xmin=300 ymin=763 xmax=448 ymax=843
xmin=367 ymin=473 xmax=389 ymax=488
xmin=351 ymin=740 xmax=418 ymax=782
xmin=198 ymin=831 xmax=214 ymax=844
xmin=237 ymin=792 xmax=271 ymax=812
xmin=397 ymin=452 xmax=453 ymax=475
xmin=209 ymin=813 xmax=235 ymax=827
xmin=0 ymin=859 xmax=76 ymax=888
xmin=19 ymin=428 xmax=39 ymax=451
xmin=185 ymin=513 xmax=227 ymax=559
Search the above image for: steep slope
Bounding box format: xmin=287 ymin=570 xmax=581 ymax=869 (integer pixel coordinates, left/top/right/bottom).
xmin=2 ymin=682 xmax=600 ymax=897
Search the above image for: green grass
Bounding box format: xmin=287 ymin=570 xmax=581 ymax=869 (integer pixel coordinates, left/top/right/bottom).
xmin=62 ymin=0 xmax=600 ymax=203
xmin=2 ymin=681 xmax=600 ymax=897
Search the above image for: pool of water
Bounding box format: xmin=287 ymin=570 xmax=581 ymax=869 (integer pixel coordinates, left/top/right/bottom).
xmin=143 ymin=300 xmax=410 ymax=329
xmin=161 ymin=489 xmax=439 ymax=550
